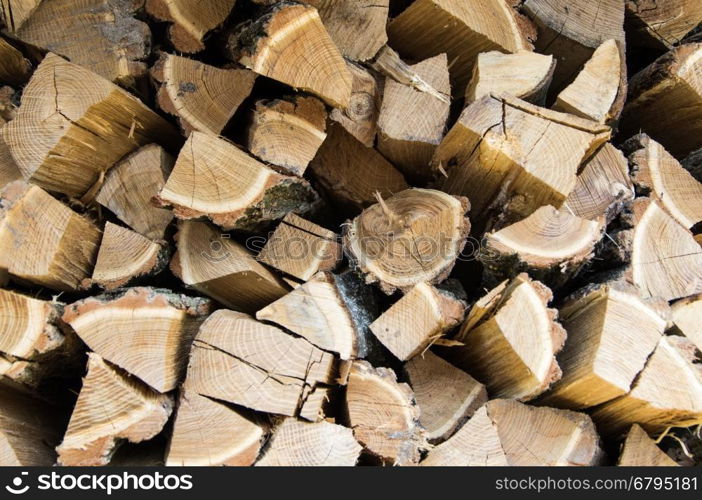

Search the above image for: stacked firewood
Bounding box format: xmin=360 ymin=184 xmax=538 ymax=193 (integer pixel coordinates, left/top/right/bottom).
xmin=1 ymin=0 xmax=702 ymax=467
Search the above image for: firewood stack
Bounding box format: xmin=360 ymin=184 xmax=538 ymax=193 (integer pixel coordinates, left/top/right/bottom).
xmin=1 ymin=0 xmax=702 ymax=467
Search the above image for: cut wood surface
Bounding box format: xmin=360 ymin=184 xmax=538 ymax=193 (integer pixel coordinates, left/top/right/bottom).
xmin=369 ymin=282 xmax=466 ymax=361
xmin=257 ymin=271 xmax=377 ymax=360
xmin=247 ymin=95 xmax=327 ymax=176
xmin=91 ymin=222 xmax=165 ymax=290
xmin=156 ymin=131 xmax=318 ymax=231
xmin=539 ymin=284 xmax=665 ymax=409
xmin=618 ymin=424 xmax=678 ymax=466
xmin=433 ymin=94 xmax=611 ymax=230
xmin=3 ymin=53 xmax=180 ymax=199
xmin=0 ymin=37 xmax=30 ymax=86
xmin=298 ymin=385 xmax=332 ymax=422
xmin=626 ymin=0 xmax=702 ymax=49
xmin=56 ymin=353 xmax=173 ymax=466
xmin=405 ymin=351 xmax=487 ymax=443
xmin=256 ymin=418 xmax=361 ymax=466
xmin=422 ymin=399 xmax=603 ymax=466
xmin=95 ymin=144 xmax=174 ymax=241
xmin=465 ymin=50 xmax=555 ymax=106
xmin=171 ymin=220 xmax=289 ymax=313
xmin=343 ymin=188 xmax=470 ymax=294
xmin=228 ymin=2 xmax=352 ymax=108
xmin=443 ymin=274 xmax=565 ymax=401
xmin=62 ymin=287 xmax=212 ymax=393
xmin=9 ymin=0 xmax=150 ymax=84
xmin=166 ymin=390 xmax=264 ymax=466
xmin=187 ymin=310 xmax=338 ymax=417
xmin=308 ymin=122 xmax=408 ymax=211
xmin=257 ymin=213 xmax=341 ymax=281
xmin=0 ymin=181 xmax=101 ymax=291
xmin=387 ymin=0 xmax=534 ymax=94
xmin=153 ymin=53 xmax=256 ymax=136
xmin=145 ymin=0 xmax=235 ymax=53
xmin=0 ymin=0 xmax=42 ymax=32
xmin=591 ymin=335 xmax=702 ymax=436
xmin=671 ymin=294 xmax=702 ymax=352
xmin=345 ymin=361 xmax=425 ymax=465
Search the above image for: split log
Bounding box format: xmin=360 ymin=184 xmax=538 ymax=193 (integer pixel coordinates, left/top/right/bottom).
xmin=539 ymin=283 xmax=666 ymax=409
xmin=308 ymin=122 xmax=408 ymax=212
xmin=187 ymin=310 xmax=338 ymax=417
xmin=625 ymin=0 xmax=702 ymax=49
xmin=257 ymin=271 xmax=378 ymax=360
xmin=166 ymin=390 xmax=264 ymax=466
xmin=624 ymin=134 xmax=702 ymax=230
xmin=563 ymin=143 xmax=634 ymax=222
xmin=591 ymin=335 xmax=702 ymax=436
xmin=145 ymin=0 xmax=235 ymax=53
xmin=619 ymin=43 xmax=702 ymax=158
xmin=522 ymin=0 xmax=625 ymax=94
xmin=62 ymin=287 xmax=212 ymax=393
xmin=171 ymin=220 xmax=289 ymax=313
xmin=153 ymin=53 xmax=256 ymax=136
xmin=671 ymin=294 xmax=702 ymax=352
xmin=432 ymin=94 xmax=611 ymax=231
xmin=618 ymin=424 xmax=679 ymax=466
xmin=405 ymin=351 xmax=487 ymax=443
xmin=465 ymin=50 xmax=555 ymax=106
xmin=95 ymin=144 xmax=174 ymax=241
xmin=329 ymin=61 xmax=381 ymax=147
xmin=0 ymin=136 xmax=19 ymax=188
xmin=298 ymin=386 xmax=333 ymax=422
xmin=3 ymin=53 xmax=180 ymax=199
xmin=227 ymin=2 xmax=352 ymax=108
xmin=422 ymin=399 xmax=603 ymax=466
xmin=377 ymin=53 xmax=450 ymax=183
xmin=8 ymin=0 xmax=150 ymax=84
xmin=0 ymin=386 xmax=64 ymax=465
xmin=256 ymin=213 xmax=342 ymax=281
xmin=247 ymin=95 xmax=327 ymax=176
xmin=0 ymin=289 xmax=79 ymax=387
xmin=91 ymin=222 xmax=166 ymax=290
xmin=306 ymin=0 xmax=388 ymax=62
xmin=386 ymin=0 xmax=534 ymax=94
xmin=56 ymin=353 xmax=173 ymax=466
xmin=257 ymin=418 xmax=361 ymax=466
xmin=0 ymin=0 xmax=41 ymax=31
xmin=480 ymin=205 xmax=605 ymax=289
xmin=603 ymin=198 xmax=702 ymax=301
xmin=553 ymin=39 xmax=626 ymax=125
xmin=345 ymin=361 xmax=425 ymax=465
xmin=0 ymin=37 xmax=30 ymax=86
xmin=0 ymin=181 xmax=101 ymax=291
xmin=369 ymin=282 xmax=466 ymax=361
xmin=343 ymin=188 xmax=470 ymax=294
xmin=156 ymin=131 xmax=319 ymax=232
xmin=442 ymin=274 xmax=565 ymax=401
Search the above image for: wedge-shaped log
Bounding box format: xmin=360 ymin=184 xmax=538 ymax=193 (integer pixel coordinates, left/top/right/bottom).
xmin=3 ymin=54 xmax=180 ymax=199
xmin=591 ymin=335 xmax=702 ymax=436
xmin=671 ymin=294 xmax=702 ymax=352
xmin=346 ymin=361 xmax=425 ymax=465
xmin=0 ymin=37 xmax=31 ymax=86
xmin=257 ymin=271 xmax=377 ymax=360
xmin=432 ymin=94 xmax=611 ymax=230
xmin=187 ymin=310 xmax=338 ymax=417
xmin=539 ymin=284 xmax=665 ymax=409
xmin=405 ymin=351 xmax=487 ymax=444
xmin=0 ymin=0 xmax=41 ymax=33
xmin=256 ymin=418 xmax=361 ymax=466
xmin=0 ymin=181 xmax=101 ymax=291
xmin=626 ymin=0 xmax=702 ymax=49
xmin=172 ymin=221 xmax=289 ymax=313
xmin=62 ymin=287 xmax=212 ymax=393
xmin=344 ymin=188 xmax=470 ymax=294
xmin=422 ymin=399 xmax=603 ymax=466
xmin=228 ymin=2 xmax=352 ymax=108
xmin=442 ymin=274 xmax=565 ymax=401
xmin=153 ymin=53 xmax=256 ymax=136
xmin=166 ymin=389 xmax=264 ymax=466
xmin=329 ymin=62 xmax=381 ymax=147
xmin=618 ymin=424 xmax=679 ymax=466
xmin=56 ymin=353 xmax=173 ymax=466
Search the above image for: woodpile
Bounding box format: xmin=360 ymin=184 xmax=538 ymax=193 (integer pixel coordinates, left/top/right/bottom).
xmin=0 ymin=0 xmax=701 ymax=468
